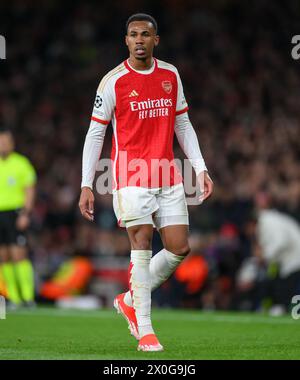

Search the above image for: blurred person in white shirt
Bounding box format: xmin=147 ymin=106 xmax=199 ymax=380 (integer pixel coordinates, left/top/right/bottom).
xmin=254 ymin=191 xmax=300 ymax=315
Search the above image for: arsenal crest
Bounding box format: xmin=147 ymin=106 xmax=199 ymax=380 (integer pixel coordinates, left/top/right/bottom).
xmin=162 ymin=80 xmax=172 ymax=94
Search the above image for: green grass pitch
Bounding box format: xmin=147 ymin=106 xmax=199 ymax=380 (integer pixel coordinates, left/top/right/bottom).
xmin=0 ymin=307 xmax=299 ymax=359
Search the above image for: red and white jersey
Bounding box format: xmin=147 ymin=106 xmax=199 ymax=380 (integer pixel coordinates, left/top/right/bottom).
xmin=91 ymin=58 xmax=189 ymax=190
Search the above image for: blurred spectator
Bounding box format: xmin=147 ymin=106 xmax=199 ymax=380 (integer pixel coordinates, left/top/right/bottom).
xmin=255 ymin=192 xmax=300 ymax=314
xmin=233 ymin=192 xmax=300 ymax=314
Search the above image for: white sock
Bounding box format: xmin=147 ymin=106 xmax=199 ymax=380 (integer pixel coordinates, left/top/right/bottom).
xmin=129 ymin=250 xmax=154 ymax=338
xmin=124 ymin=248 xmax=185 ymax=308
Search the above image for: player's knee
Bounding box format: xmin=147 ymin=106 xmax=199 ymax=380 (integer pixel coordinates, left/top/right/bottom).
xmin=130 ymin=230 xmax=152 ymax=250
xmin=131 ymin=238 xmax=152 ymax=250
xmin=128 ymin=225 xmax=153 ymax=250
xmin=170 ymin=244 xmax=191 ymax=257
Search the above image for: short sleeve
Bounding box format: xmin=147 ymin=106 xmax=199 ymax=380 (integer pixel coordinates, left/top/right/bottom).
xmin=175 ymin=70 xmax=189 ymax=116
xmin=20 ymin=158 xmax=37 ymax=187
xmin=91 ymin=76 xmax=115 ymax=125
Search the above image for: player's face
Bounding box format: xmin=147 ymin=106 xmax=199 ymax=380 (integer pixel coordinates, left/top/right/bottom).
xmin=0 ymin=132 xmax=14 ymax=157
xmin=126 ymin=21 xmax=159 ymax=61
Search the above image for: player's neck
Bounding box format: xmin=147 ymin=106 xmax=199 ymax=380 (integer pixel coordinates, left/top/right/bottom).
xmin=128 ymin=56 xmax=154 ymax=71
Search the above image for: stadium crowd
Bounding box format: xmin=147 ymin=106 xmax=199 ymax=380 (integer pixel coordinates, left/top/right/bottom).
xmin=1 ymin=0 xmax=300 ymax=311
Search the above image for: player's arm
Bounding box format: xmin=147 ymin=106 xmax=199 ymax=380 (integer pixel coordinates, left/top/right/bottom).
xmin=175 ymin=113 xmax=213 ymax=202
xmin=23 ymin=185 xmax=36 ymax=214
xmin=174 ymin=70 xmax=213 ymax=203
xmin=16 ymin=186 xmax=36 ymax=230
xmin=17 ymin=159 xmax=37 ymax=230
xmin=79 ymin=120 xmax=107 ymax=221
xmin=79 ymin=79 xmax=114 ymax=221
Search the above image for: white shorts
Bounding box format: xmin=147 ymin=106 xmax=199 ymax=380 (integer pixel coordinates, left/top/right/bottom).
xmin=112 ymin=183 xmax=189 ymax=230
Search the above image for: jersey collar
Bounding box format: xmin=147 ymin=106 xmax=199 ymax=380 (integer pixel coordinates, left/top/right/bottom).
xmin=125 ymin=58 xmax=157 ymax=74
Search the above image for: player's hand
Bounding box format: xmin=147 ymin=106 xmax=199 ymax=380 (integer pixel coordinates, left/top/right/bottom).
xmin=79 ymin=187 xmax=95 ymax=221
xmin=197 ymin=170 xmax=214 ymax=204
xmin=16 ymin=214 xmax=30 ymax=231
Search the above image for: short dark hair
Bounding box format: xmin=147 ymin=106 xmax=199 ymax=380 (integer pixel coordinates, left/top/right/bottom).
xmin=126 ymin=13 xmax=158 ymax=34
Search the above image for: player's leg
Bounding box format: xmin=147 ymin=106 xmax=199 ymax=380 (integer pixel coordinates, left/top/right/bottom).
xmin=123 ymin=184 xmax=190 ymax=305
xmin=112 ymin=187 xmax=163 ymax=350
xmin=123 ymin=224 xmax=189 ymax=303
xmin=126 ymin=223 xmax=154 ymax=336
xmin=6 ymin=209 xmax=34 ymax=305
xmin=116 ymin=217 xmax=163 ymax=351
xmin=153 ymin=223 xmax=190 ymax=286
xmin=114 ymin=216 xmax=152 ymax=340
xmin=0 ymin=245 xmax=22 ymax=306
xmin=127 ymin=221 xmax=163 ymax=351
xmin=150 ymin=184 xmax=191 ymax=290
xmin=114 ymin=216 xmax=153 ymax=339
xmin=0 ymin=211 xmax=22 ymax=306
xmin=10 ymin=244 xmax=35 ymax=305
